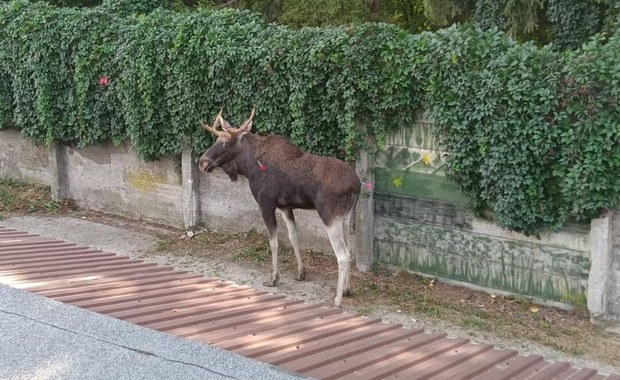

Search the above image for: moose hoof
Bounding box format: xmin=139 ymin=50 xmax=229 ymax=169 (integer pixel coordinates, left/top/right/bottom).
xmin=263 ymin=274 xmax=279 ymax=287
xmin=333 ymin=295 xmax=343 ymax=308
xmin=295 ymin=268 xmax=307 ymax=281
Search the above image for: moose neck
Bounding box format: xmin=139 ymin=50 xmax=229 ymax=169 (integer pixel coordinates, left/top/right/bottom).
xmin=232 ymin=134 xmax=263 ymax=182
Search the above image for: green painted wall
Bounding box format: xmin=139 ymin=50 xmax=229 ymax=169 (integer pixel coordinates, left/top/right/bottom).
xmin=375 ymin=215 xmax=589 ymax=305
xmin=373 ymin=119 xmax=590 ymax=306
xmin=374 ymin=168 xmax=470 ymax=206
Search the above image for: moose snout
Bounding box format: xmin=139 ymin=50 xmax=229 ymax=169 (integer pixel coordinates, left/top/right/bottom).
xmin=198 ymin=157 xmax=214 ymax=172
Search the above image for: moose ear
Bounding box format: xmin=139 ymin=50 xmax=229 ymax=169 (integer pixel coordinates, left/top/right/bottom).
xmin=238 ymin=107 xmax=255 ymax=135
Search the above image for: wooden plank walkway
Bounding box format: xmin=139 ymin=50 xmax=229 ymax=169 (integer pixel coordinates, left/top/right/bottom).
xmin=1 ymin=225 xmax=618 ymax=380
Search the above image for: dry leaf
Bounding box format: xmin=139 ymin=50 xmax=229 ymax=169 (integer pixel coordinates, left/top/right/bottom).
xmin=530 ymin=306 xmax=540 ymax=313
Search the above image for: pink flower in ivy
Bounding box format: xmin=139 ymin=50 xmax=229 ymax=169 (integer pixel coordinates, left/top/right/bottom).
xmin=99 ymin=76 xmax=109 ymax=87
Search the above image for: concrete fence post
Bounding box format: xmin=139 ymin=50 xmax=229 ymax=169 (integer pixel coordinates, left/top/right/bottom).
xmin=587 ymin=213 xmax=613 ymax=321
xmin=181 ymin=137 xmax=200 ymax=230
xmin=48 ymin=143 xmax=67 ymax=201
xmin=352 ymin=135 xmax=375 ymax=272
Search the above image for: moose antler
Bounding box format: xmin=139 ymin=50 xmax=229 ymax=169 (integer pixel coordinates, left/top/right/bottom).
xmin=203 ymin=107 xmax=255 ymax=137
xmin=202 ymin=109 xmax=226 ymax=137
xmin=217 ymin=107 xmax=255 ymax=135
xmin=238 ymin=107 xmax=255 ymax=133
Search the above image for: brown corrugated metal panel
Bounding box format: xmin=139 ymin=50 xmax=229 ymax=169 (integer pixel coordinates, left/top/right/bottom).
xmin=1 ymin=225 xmax=618 ymax=380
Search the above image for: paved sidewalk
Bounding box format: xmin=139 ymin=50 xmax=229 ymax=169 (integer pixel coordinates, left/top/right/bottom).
xmin=3 ymin=217 xmax=620 ymax=379
xmin=0 ymin=284 xmax=305 ymax=380
xmin=2 ymin=223 xmax=620 ymax=380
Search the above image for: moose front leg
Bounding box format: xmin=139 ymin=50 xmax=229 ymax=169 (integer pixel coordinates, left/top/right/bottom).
xmin=261 ymin=207 xmax=279 ymax=287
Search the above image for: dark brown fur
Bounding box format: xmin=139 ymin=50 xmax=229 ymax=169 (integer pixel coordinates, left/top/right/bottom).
xmin=199 ymin=116 xmax=360 ymax=306
xmin=201 ymin=133 xmax=360 ymax=226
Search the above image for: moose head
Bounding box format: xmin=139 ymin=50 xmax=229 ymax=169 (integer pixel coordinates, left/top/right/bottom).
xmin=198 ymin=108 xmax=255 ymax=181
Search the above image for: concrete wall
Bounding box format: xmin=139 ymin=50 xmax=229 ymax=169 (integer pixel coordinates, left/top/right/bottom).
xmin=0 ymin=129 xmax=331 ymax=252
xmin=0 ymin=129 xmax=52 ymax=186
xmin=608 ymin=210 xmax=620 ymax=316
xmin=61 ymin=143 xmax=184 ymax=226
xmin=585 ymin=211 xmax=620 ymax=321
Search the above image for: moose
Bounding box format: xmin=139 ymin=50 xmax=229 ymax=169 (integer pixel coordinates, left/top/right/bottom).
xmin=198 ymin=108 xmax=360 ymax=307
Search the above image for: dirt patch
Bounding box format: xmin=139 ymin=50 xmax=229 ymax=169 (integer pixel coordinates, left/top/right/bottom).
xmin=141 ymin=228 xmax=338 ymax=305
xmin=0 ymin=180 xmax=76 ymax=218
xmin=1 ymin=180 xmax=620 ymax=374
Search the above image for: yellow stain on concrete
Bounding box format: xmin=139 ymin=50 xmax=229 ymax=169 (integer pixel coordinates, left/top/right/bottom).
xmin=126 ymin=170 xmax=167 ymax=194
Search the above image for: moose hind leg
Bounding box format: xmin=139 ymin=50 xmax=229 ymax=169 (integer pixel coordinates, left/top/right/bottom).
xmin=280 ymin=208 xmax=305 ymax=281
xmin=325 ymin=218 xmax=351 ymax=307
xmin=261 ymin=207 xmax=279 ymax=287
xmin=342 ymin=207 xmax=355 ymax=295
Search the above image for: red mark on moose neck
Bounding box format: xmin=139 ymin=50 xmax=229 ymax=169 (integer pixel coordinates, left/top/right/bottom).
xmin=258 ymin=160 xmax=267 ymax=172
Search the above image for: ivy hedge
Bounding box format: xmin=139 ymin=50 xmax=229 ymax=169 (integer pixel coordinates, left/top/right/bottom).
xmin=425 ymin=28 xmax=620 ymax=233
xmin=0 ymin=0 xmax=618 ymax=234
